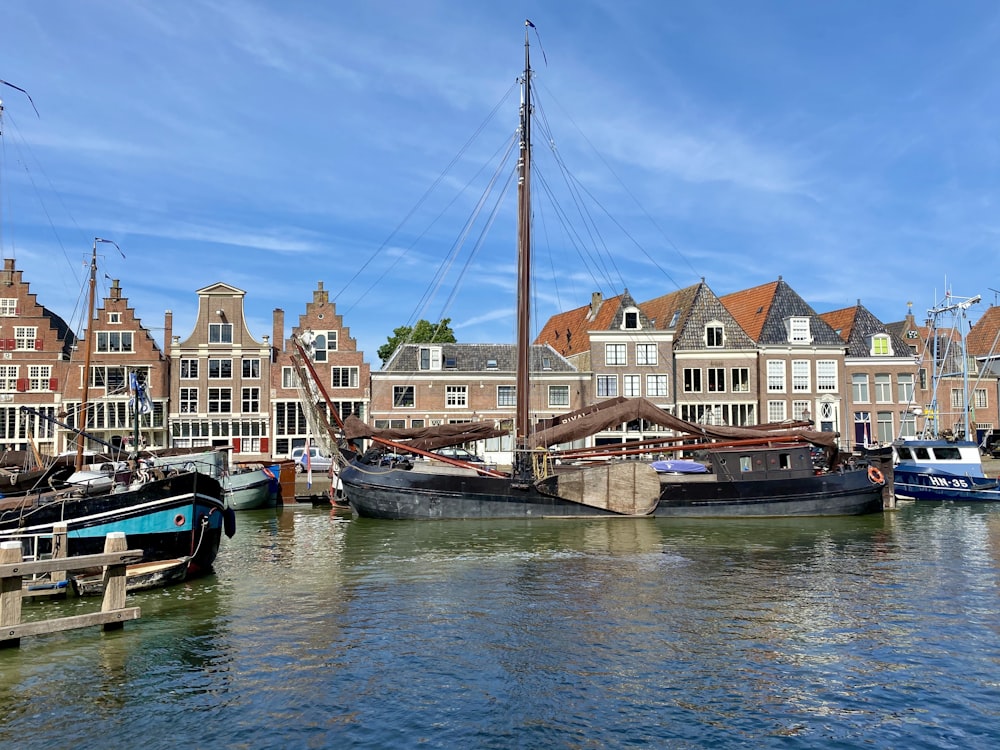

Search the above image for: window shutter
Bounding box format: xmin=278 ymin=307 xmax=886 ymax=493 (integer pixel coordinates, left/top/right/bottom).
xmin=232 ymin=437 xmax=241 ymax=453
xmin=34 ymin=339 xmax=43 ymax=351
xmin=16 ymin=378 xmax=28 ymax=392
xmin=5 ymin=339 xmax=14 ymax=351
xmin=48 ymin=378 xmax=58 ymax=390
xmin=260 ymin=437 xmax=269 ymax=453
xmin=0 ymin=340 xmax=7 ymax=351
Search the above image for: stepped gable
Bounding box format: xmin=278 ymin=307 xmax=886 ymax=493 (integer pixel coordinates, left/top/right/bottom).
xmin=820 ymin=302 xmax=913 ymax=357
xmin=386 ymin=342 xmax=575 ymax=372
xmin=967 ymin=305 xmax=1000 ymax=358
xmin=534 ymin=292 xmax=621 ymax=357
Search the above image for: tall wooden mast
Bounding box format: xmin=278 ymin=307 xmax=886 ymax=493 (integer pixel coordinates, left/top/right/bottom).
xmin=515 ymin=20 xmax=533 ymax=451
xmin=75 ymin=240 xmax=98 ymax=471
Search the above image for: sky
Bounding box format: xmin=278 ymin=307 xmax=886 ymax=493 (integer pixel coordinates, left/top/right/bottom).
xmin=3 ymin=0 xmax=1000 ymax=364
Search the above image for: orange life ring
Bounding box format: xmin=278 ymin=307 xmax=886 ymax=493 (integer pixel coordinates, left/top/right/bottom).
xmin=867 ymin=466 xmax=885 ymax=485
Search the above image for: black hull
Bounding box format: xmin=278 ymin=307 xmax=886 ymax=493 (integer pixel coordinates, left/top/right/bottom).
xmin=341 ymin=463 xmax=620 ymax=519
xmin=654 ymin=469 xmax=884 ymax=517
xmin=0 ymin=472 xmax=227 ymax=576
xmin=342 ymin=460 xmax=884 ymax=520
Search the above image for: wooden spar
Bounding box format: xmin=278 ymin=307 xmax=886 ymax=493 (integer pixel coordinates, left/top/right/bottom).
xmin=514 ymin=20 xmax=532 ymax=451
xmin=552 ymin=432 xmax=815 ymax=459
xmin=75 ymin=242 xmax=98 ymax=473
xmin=290 ymin=338 xmax=345 ymax=432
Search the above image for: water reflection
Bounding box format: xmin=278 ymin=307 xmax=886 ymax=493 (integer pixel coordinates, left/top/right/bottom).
xmin=3 ymin=504 xmax=1000 ymax=749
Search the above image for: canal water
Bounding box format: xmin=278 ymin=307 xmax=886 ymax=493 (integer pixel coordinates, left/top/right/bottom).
xmin=3 ymin=501 xmax=1000 ymax=749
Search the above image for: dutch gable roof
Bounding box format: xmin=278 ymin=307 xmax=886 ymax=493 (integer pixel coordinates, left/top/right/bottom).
xmin=819 ymin=302 xmax=913 ymax=358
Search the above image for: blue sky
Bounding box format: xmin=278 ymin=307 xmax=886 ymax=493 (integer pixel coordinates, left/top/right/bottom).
xmin=3 ymin=1 xmax=1000 ymax=363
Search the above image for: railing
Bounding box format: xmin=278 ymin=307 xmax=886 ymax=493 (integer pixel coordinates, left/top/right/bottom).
xmin=0 ymin=531 xmax=142 ymax=649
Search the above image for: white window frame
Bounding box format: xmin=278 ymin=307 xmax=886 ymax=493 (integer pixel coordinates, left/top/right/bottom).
xmin=605 ymin=344 xmax=627 ymax=366
xmin=766 ymin=360 xmax=785 ymax=392
xmin=646 ymin=374 xmax=668 ymax=398
xmin=792 ymin=360 xmax=810 ymax=393
xmin=548 ymin=385 xmax=569 ymax=407
xmin=445 ymin=385 xmax=468 ymax=408
xmin=635 ymin=343 xmax=657 ymax=366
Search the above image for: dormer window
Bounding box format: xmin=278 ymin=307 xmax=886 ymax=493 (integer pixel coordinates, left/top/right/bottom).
xmin=419 ymin=346 xmax=442 ymax=371
xmin=705 ymin=322 xmax=724 ymax=348
xmin=787 ymin=317 xmax=811 ymax=344
xmin=668 ymin=310 xmax=680 ymax=328
xmin=871 ymin=334 xmax=892 ymax=356
xmin=622 ymin=308 xmax=640 ymax=330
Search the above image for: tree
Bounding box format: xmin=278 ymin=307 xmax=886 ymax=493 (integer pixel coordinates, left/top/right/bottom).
xmin=378 ymin=318 xmax=457 ymax=365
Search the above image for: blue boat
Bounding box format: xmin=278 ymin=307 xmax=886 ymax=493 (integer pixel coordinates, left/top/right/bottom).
xmin=892 ymin=439 xmax=1000 ymax=502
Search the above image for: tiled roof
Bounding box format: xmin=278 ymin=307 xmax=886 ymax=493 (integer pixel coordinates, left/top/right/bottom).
xmin=643 ymin=281 xmax=756 ymax=350
xmin=534 ymin=293 xmax=623 ymax=357
xmin=968 ymin=305 xmax=1000 ymax=357
xmin=722 ymin=278 xmax=843 ymax=346
xmin=718 ymin=281 xmax=778 ymax=341
xmin=385 ymin=342 xmax=575 ymax=372
xmin=641 ymin=284 xmax=700 ymax=332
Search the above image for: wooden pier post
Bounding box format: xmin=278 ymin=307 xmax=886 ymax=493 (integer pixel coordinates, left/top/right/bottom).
xmin=51 ymin=522 xmax=68 ymax=584
xmin=100 ymin=532 xmax=128 ymax=631
xmin=1 ymin=541 xmax=24 ymax=648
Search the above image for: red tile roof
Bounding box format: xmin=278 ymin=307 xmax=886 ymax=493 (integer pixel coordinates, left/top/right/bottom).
xmin=534 ymin=293 xmax=623 ymax=357
xmin=718 ymin=281 xmax=779 ymax=341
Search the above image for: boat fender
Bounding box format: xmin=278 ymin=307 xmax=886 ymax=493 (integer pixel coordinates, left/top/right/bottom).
xmin=223 ymin=507 xmax=237 ymax=538
xmin=867 ymin=466 xmax=885 ymax=485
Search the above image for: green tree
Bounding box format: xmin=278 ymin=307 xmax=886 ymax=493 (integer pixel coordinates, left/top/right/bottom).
xmin=378 ymin=318 xmax=457 ymax=365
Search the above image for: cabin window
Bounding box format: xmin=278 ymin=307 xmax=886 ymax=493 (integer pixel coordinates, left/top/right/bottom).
xmin=548 ymin=385 xmax=569 ymax=407
xmin=646 ymin=375 xmax=668 ymax=398
xmin=739 ymin=456 xmax=753 ymax=472
xmin=731 ymin=367 xmax=750 ymax=393
xmin=933 ymin=446 xmax=962 ymax=461
xmin=636 ymin=344 xmax=657 ymax=366
xmin=497 ymin=385 xmax=516 ymax=407
xmin=209 ymin=323 xmax=233 ymax=344
xmin=778 ymin=453 xmax=792 ymax=469
xmin=705 ymin=323 xmax=724 ymax=348
xmin=605 ymin=344 xmax=627 ymax=366
xmin=914 ymin=447 xmax=930 ymax=459
xmin=896 ymin=446 xmax=913 ymax=460
xmin=766 ymin=361 xmax=785 ymax=392
xmin=393 ymin=386 xmax=415 ymax=408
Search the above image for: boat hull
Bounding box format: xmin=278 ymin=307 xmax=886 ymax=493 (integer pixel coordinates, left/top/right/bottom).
xmin=0 ymin=472 xmax=227 ymax=577
xmin=891 ymin=439 xmax=1000 ymax=502
xmin=342 ymin=462 xmax=621 ymax=519
xmin=71 ymin=557 xmax=190 ymax=596
xmin=225 ymin=464 xmax=280 ymax=510
xmin=654 ymin=469 xmax=885 ymax=517
xmin=342 ymin=460 xmax=885 ymax=520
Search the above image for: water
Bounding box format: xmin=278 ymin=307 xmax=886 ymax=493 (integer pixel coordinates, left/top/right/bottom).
xmin=4 ymin=502 xmax=1000 ymax=749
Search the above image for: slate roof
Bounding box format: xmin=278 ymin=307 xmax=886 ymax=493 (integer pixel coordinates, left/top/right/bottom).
xmin=384 ymin=343 xmax=575 ymax=373
xmin=643 ymin=280 xmax=756 ymax=350
xmin=721 ymin=277 xmax=844 ymax=346
xmin=819 ymin=303 xmax=913 ymax=358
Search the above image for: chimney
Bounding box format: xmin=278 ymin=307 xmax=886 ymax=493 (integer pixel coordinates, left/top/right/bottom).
xmin=111 ymin=279 xmax=122 ymax=301
xmin=273 ymin=308 xmax=285 ymax=354
xmin=164 ymin=310 xmax=173 ymax=352
xmin=590 ymin=291 xmax=603 ymax=319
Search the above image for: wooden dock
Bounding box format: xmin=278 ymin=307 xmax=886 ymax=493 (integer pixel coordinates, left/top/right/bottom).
xmin=0 ymin=532 xmax=143 ymax=648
